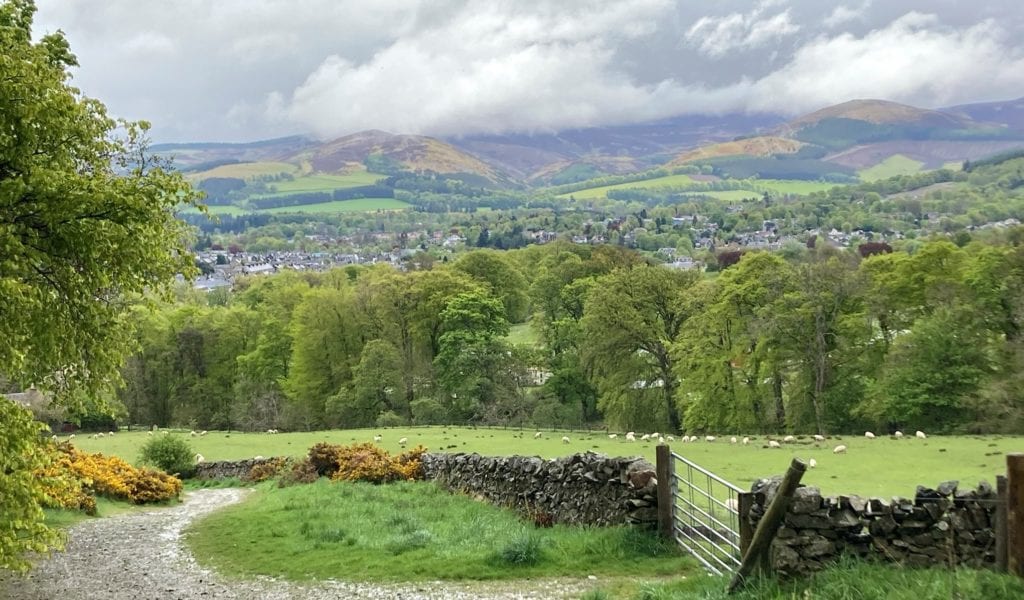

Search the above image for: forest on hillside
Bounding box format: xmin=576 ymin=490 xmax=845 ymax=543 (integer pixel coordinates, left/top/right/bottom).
xmin=103 ymin=232 xmax=1024 ymax=437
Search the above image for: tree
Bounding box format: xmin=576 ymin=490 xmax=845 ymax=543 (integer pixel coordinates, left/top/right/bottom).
xmin=0 ymin=0 xmax=200 ymax=570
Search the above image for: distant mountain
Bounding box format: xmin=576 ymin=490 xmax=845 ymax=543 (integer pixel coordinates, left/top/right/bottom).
xmin=153 ymin=136 xmax=316 ymax=171
xmin=666 ymin=136 xmax=805 ymax=166
xmin=782 ymin=99 xmax=972 ymax=131
xmin=942 ymin=97 xmax=1024 ymax=133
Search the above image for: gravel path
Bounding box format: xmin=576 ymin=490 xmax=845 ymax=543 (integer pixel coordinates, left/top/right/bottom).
xmin=0 ymin=489 xmax=600 ymax=600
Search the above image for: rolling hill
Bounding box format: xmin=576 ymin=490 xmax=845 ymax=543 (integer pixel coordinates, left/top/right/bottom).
xmin=665 ymin=136 xmax=805 ymax=166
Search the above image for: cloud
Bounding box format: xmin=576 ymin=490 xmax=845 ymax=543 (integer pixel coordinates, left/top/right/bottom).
xmin=685 ymin=1 xmax=800 ymax=59
xmin=278 ymin=0 xmax=690 ymax=138
xmin=745 ymin=12 xmax=1024 ymax=113
xmin=823 ymin=2 xmax=872 ymax=29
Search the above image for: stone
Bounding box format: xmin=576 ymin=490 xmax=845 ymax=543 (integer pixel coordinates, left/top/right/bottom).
xmin=937 ymin=480 xmax=959 ymax=496
xmin=791 ymin=486 xmax=822 ymax=514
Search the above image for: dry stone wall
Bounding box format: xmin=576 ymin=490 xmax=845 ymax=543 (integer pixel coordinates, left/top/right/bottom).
xmin=194 ymin=457 xmax=279 ymax=480
xmin=421 ymin=451 xmax=659 ymax=526
xmin=747 ymin=477 xmax=999 ymax=576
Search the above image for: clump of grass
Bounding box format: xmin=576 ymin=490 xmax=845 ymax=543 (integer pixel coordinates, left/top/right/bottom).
xmin=579 ymin=590 xmax=611 ymax=600
xmin=491 ymin=534 xmax=545 ymax=566
xmin=384 ymin=529 xmax=433 ymax=555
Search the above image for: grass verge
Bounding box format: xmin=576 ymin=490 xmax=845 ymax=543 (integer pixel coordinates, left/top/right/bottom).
xmin=186 ymin=479 xmax=693 ymax=582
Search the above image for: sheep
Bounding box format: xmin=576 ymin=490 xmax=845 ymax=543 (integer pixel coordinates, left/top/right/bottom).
xmin=608 ymin=434 xmax=618 ymax=440
xmin=689 ymin=435 xmax=700 ymax=443
xmin=916 ymin=430 xmax=927 ymax=439
xmin=190 ymin=430 xmax=197 ymax=437
xmin=730 ymin=436 xmax=738 ymax=444
xmin=195 ymin=453 xmax=205 ymax=464
xmin=373 ymin=435 xmax=382 ymax=443
xmin=813 ymin=434 xmax=825 ymax=442
xmin=809 ymin=458 xmax=817 ymax=468
xmin=533 ymin=432 xmax=543 ymax=439
xmin=894 ymin=431 xmax=904 ymax=439
xmin=725 ymin=498 xmax=739 ymax=512
xmin=783 ymin=435 xmax=795 ymax=443
xmin=833 ymin=445 xmax=847 ymax=454
xmin=864 ymin=431 xmax=876 ymax=439
xmin=561 ymin=436 xmax=570 ymax=444
xmin=97 ymin=432 xmax=105 ymax=438
xmin=666 ymin=435 xmax=675 ymax=442
xmin=650 ymin=432 xmax=660 ymax=438
xmin=742 ymin=436 xmax=750 ymax=445
xmin=705 ymin=435 xmax=716 ymax=442
xmin=68 ymin=434 xmax=75 ymax=440
xmin=200 ymin=430 xmax=208 ymax=436
xmin=107 ymin=431 xmax=115 ymax=436
xmin=625 ymin=432 xmax=636 ymax=442
xmin=50 ymin=435 xmax=57 ymax=441
xmin=254 ymin=455 xmax=265 ymax=461
xmin=641 ymin=434 xmax=651 ymax=441
xmin=768 ymin=440 xmax=781 ymax=449
xmin=658 ymin=436 xmax=665 ymax=444
xmin=147 ymin=431 xmax=154 ymax=436
xmin=398 ymin=437 xmax=408 ymax=447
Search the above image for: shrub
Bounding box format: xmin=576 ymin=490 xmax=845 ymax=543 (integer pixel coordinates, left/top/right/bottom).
xmin=245 ymin=457 xmax=289 ymax=483
xmin=308 ymin=442 xmax=342 ymax=477
xmin=492 ymin=533 xmax=545 ymax=566
xmin=278 ymin=458 xmax=319 ymax=487
xmin=375 ymin=410 xmax=407 ymax=427
xmin=139 ymin=435 xmax=195 ymax=477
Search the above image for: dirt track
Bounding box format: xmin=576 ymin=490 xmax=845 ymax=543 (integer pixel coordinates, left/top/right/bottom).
xmin=0 ymin=488 xmax=596 ymax=599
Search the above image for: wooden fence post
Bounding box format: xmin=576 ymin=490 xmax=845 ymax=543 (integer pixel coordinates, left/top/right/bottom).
xmin=1007 ymin=454 xmax=1024 ymax=576
xmin=727 ymin=458 xmax=807 ymax=594
xmin=656 ymin=444 xmax=674 ymax=541
xmin=738 ymin=492 xmax=754 ymax=559
xmin=997 ymin=475 xmax=1008 ymax=573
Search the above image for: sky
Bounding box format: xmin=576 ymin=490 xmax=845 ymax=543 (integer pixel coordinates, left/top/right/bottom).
xmin=34 ymin=0 xmax=1024 ymax=143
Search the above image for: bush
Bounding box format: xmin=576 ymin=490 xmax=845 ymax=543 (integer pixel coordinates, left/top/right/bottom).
xmin=278 ymin=458 xmax=319 ymax=487
xmin=375 ymin=410 xmax=407 ymax=427
xmin=245 ymin=457 xmax=289 ymax=483
xmin=139 ymin=435 xmax=195 ymax=478
xmin=300 ymin=442 xmax=427 ymax=485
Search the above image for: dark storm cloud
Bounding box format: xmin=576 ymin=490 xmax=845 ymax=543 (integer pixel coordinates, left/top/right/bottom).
xmin=34 ymin=0 xmax=1024 ymax=142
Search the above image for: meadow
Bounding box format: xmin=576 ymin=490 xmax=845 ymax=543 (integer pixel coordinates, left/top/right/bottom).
xmin=252 ymin=171 xmax=384 ymax=196
xmin=559 ymin=176 xmax=837 ymax=201
xmin=258 ymin=198 xmax=410 ymax=213
xmin=558 ymin=174 xmax=696 ymax=199
xmin=857 ymin=154 xmax=925 ymax=181
xmin=70 ymin=427 xmax=1024 ymax=498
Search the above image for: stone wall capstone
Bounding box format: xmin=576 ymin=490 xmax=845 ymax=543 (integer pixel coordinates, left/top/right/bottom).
xmin=747 ymin=477 xmax=999 ymax=576
xmin=194 ymin=457 xmax=280 ymax=480
xmin=421 ymin=451 xmax=658 ymax=526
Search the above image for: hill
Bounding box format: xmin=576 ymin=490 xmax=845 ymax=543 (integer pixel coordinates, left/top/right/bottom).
xmin=665 ymin=136 xmax=805 ymax=166
xmin=942 ymin=97 xmax=1024 ymax=133
xmin=783 ymin=99 xmax=972 ymax=130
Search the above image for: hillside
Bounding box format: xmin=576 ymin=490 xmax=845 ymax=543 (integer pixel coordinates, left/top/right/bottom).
xmin=782 ymin=99 xmax=973 ymax=130
xmin=942 ymin=97 xmax=1024 ymax=133
xmin=665 ymin=136 xmax=805 ymax=166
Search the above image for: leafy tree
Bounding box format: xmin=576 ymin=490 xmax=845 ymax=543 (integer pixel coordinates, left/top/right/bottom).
xmin=0 ymin=0 xmax=200 ymax=568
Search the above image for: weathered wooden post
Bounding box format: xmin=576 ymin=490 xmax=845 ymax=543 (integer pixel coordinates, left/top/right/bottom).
xmin=656 ymin=444 xmax=674 ymax=541
xmin=997 ymin=475 xmax=1008 ymax=573
xmin=728 ymin=458 xmax=807 ymax=594
xmin=738 ymin=491 xmax=755 ymax=559
xmin=1007 ymin=454 xmax=1024 ymax=576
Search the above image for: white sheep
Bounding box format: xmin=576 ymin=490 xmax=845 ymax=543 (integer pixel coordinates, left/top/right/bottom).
xmin=658 ymin=436 xmax=666 ymax=444
xmin=864 ymin=431 xmax=876 ymax=439
xmin=97 ymin=432 xmax=105 ymax=438
xmin=373 ymin=435 xmax=382 ymax=443
xmin=533 ymin=432 xmax=543 ymax=439
xmin=608 ymin=434 xmax=618 ymax=440
xmin=190 ymin=430 xmax=197 ymax=437
xmin=398 ymin=437 xmax=408 ymax=447
xmin=254 ymin=455 xmax=265 ymax=461
xmin=894 ymin=431 xmax=904 ymax=439
xmin=641 ymin=434 xmax=651 ymax=441
xmin=108 ymin=431 xmax=115 ymax=436
xmin=200 ymin=430 xmax=208 ymax=436
xmin=768 ymin=440 xmax=781 ymax=449
xmin=724 ymin=498 xmax=739 ymax=512
xmin=650 ymin=432 xmax=660 ymax=438
xmin=625 ymin=432 xmax=636 ymax=442
xmin=666 ymin=435 xmax=675 ymax=442
xmin=147 ymin=431 xmax=154 ymax=436
xmin=195 ymin=453 xmax=205 ymax=464
xmin=68 ymin=434 xmax=75 ymax=440
xmin=730 ymin=436 xmax=738 ymax=444
xmin=809 ymin=458 xmax=817 ymax=468
xmin=742 ymin=436 xmax=750 ymax=445
xmin=833 ymin=445 xmax=847 ymax=454
xmin=783 ymin=435 xmax=795 ymax=443
xmin=705 ymin=435 xmax=716 ymax=442
xmin=813 ymin=434 xmax=825 ymax=442
xmin=916 ymin=430 xmax=927 ymax=439
xmin=689 ymin=435 xmax=699 ymax=443
xmin=561 ymin=436 xmax=570 ymax=444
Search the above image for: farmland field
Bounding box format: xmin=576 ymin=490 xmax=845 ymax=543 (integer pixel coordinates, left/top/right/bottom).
xmin=857 ymin=154 xmax=924 ymax=181
xmin=70 ymin=428 xmax=1024 ymax=498
xmin=558 ymin=173 xmax=696 ymax=199
xmin=178 ymin=204 xmax=247 ymax=216
xmin=254 ymin=172 xmax=384 ymax=196
xmin=561 ymin=175 xmax=837 ymax=200
xmin=678 ymin=190 xmax=763 ymax=201
xmin=189 ymin=161 xmax=298 ymax=180
xmin=258 ymin=198 xmax=410 ymax=213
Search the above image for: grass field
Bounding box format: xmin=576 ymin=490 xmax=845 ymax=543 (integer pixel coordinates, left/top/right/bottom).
xmin=258 ymin=198 xmax=410 ymax=214
xmin=506 ymin=322 xmax=541 ymax=347
xmin=190 ymin=161 xmax=298 ymax=180
xmin=858 ymin=154 xmax=925 ymax=181
xmin=558 ymin=174 xmax=696 ymax=199
xmin=254 ymin=172 xmax=384 ymax=196
xmin=678 ymin=190 xmax=762 ymax=201
xmin=178 ymin=204 xmax=247 ymax=216
xmin=187 ymin=479 xmax=691 ymax=582
xmin=70 ymin=428 xmax=1024 ymax=498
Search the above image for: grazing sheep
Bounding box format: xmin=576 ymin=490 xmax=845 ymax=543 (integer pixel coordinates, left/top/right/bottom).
xmin=916 ymin=430 xmax=927 ymax=439
xmin=864 ymin=431 xmax=876 ymax=439
xmin=51 ymin=435 xmax=57 ymax=441
xmin=398 ymin=437 xmax=408 ymax=447
xmin=705 ymin=435 xmax=716 ymax=442
xmin=200 ymin=430 xmax=208 ymax=436
xmin=254 ymin=455 xmax=265 ymax=461
xmin=625 ymin=432 xmax=636 ymax=442
xmin=650 ymin=432 xmax=660 ymax=438
xmin=97 ymin=432 xmax=105 ymax=438
xmin=894 ymin=431 xmax=904 ymax=439
xmin=689 ymin=435 xmax=700 ymax=443
xmin=813 ymin=434 xmax=825 ymax=442
xmin=809 ymin=458 xmax=817 ymax=468
xmin=742 ymin=436 xmax=750 ymax=445
xmin=641 ymin=434 xmax=651 ymax=441
xmin=108 ymin=431 xmax=115 ymax=436
xmin=533 ymin=432 xmax=543 ymax=439
xmin=730 ymin=436 xmax=738 ymax=444
xmin=666 ymin=435 xmax=675 ymax=442
xmin=373 ymin=435 xmax=382 ymax=443
xmin=658 ymin=436 xmax=666 ymax=444
xmin=195 ymin=453 xmax=205 ymax=464
xmin=768 ymin=440 xmax=781 ymax=449
xmin=608 ymin=434 xmax=618 ymax=440
xmin=561 ymin=436 xmax=570 ymax=444
xmin=68 ymin=434 xmax=75 ymax=440
xmin=724 ymin=498 xmax=739 ymax=512
xmin=147 ymin=431 xmax=154 ymax=436
xmin=783 ymin=435 xmax=795 ymax=443
xmin=833 ymin=445 xmax=847 ymax=454
xmin=190 ymin=430 xmax=197 ymax=437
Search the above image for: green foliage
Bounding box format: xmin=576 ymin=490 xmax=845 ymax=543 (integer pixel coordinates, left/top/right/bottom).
xmin=491 ymin=534 xmax=545 ymax=566
xmin=139 ymin=435 xmax=196 ymax=477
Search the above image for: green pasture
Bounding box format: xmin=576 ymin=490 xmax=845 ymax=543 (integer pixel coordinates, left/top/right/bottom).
xmin=678 ymin=190 xmax=762 ymax=202
xmin=187 ymin=479 xmax=691 ymax=582
xmin=178 ymin=204 xmax=247 ymax=216
xmin=258 ymin=198 xmax=410 ymax=214
xmin=69 ymin=428 xmax=1023 ymax=498
xmin=755 ymin=179 xmax=838 ymax=194
xmin=255 ymin=172 xmax=384 ymax=196
xmin=558 ymin=174 xmax=696 ymax=199
xmin=858 ymin=154 xmax=925 ymax=182
xmin=191 ymin=161 xmax=298 ymax=180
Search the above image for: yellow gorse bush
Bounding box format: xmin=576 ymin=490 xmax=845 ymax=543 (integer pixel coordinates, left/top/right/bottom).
xmin=37 ymin=442 xmax=182 ymax=513
xmin=307 ymin=442 xmax=426 ymax=484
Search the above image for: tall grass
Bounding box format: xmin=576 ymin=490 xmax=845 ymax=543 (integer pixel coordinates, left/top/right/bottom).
xmin=185 ymin=479 xmax=692 ymax=582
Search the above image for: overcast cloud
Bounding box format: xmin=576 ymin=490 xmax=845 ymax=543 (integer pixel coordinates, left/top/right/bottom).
xmin=34 ymin=0 xmax=1024 ymax=142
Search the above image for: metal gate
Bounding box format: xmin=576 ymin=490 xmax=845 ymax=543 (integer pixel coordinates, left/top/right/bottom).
xmin=669 ymin=451 xmax=745 ymax=575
